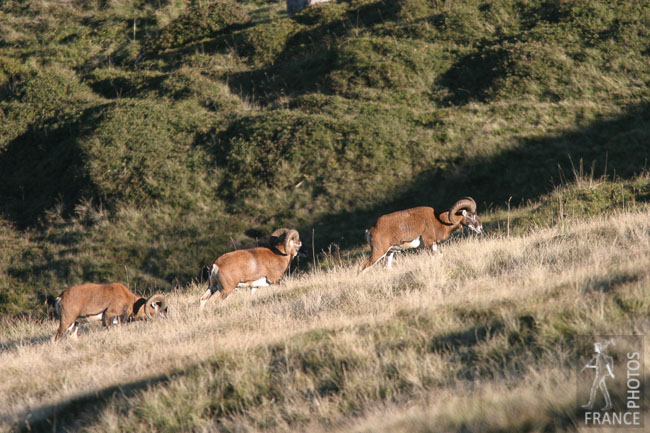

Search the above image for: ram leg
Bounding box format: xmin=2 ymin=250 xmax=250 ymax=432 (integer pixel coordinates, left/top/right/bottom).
xmin=70 ymin=323 xmax=79 ymax=339
xmin=200 ymin=279 xmax=237 ymax=308
xmin=201 ymin=266 xmax=223 ymax=308
xmin=218 ymin=282 xmax=238 ymax=301
xmin=358 ymin=246 xmax=390 ymax=274
xmin=422 ymin=235 xmax=442 ymax=257
xmin=384 ymin=252 xmax=395 ymax=269
xmin=53 ymin=318 xmax=76 ymax=342
xmin=103 ymin=306 xmax=125 ymax=327
xmin=430 ymin=241 xmax=442 ymax=256
xmin=199 ymin=287 xmax=214 ymax=308
xmin=102 ymin=314 xmax=113 ymax=327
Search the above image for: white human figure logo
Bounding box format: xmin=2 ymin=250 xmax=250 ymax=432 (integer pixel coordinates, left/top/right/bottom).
xmin=582 ymin=339 xmax=615 ymax=411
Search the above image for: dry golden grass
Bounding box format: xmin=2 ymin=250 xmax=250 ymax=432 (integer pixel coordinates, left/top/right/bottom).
xmin=1 ymin=210 xmax=649 ymax=432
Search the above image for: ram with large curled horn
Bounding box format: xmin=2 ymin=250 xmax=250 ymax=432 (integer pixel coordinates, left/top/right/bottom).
xmin=200 ymin=228 xmax=302 ymax=308
xmin=358 ymin=197 xmax=482 ymax=273
xmin=52 ymin=282 xmax=167 ymax=341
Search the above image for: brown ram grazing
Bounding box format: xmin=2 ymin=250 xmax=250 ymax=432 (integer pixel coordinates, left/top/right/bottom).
xmin=52 ymin=282 xmax=167 ymax=342
xmin=200 ymin=228 xmax=302 ymax=308
xmin=358 ymin=197 xmax=482 ymax=273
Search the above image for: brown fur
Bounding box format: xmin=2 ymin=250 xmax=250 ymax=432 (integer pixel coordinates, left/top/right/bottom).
xmin=200 ymin=229 xmax=301 ymax=307
xmin=358 ymin=198 xmax=482 ymax=273
xmin=53 ymin=282 xmax=166 ymax=341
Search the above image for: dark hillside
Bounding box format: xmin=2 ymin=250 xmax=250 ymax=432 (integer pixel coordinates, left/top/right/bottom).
xmin=1 ymin=0 xmax=649 ymax=315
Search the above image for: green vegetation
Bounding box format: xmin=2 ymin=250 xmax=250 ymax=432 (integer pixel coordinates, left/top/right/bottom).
xmin=2 ymin=212 xmax=649 ymax=431
xmin=1 ymin=0 xmax=650 ymax=316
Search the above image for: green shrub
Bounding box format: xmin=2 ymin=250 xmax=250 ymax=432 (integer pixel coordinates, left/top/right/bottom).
xmin=10 ymin=65 xmax=96 ymax=124
xmin=161 ymin=67 xmax=242 ymax=112
xmin=145 ymin=0 xmax=250 ymax=54
xmin=395 ymin=0 xmax=434 ymax=22
xmin=237 ymin=18 xmax=299 ymax=65
xmin=216 ymin=107 xmax=428 ymax=221
xmin=79 ymin=99 xmax=215 ymax=209
xmin=493 ymin=40 xmax=574 ymax=101
xmin=328 ymin=36 xmax=448 ymax=94
xmin=0 ymin=55 xmax=29 ymax=94
xmin=293 ymin=1 xmax=349 ymax=26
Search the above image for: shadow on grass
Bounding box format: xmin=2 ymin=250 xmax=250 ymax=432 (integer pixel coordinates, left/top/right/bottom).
xmin=428 ymin=321 xmax=506 ymax=353
xmin=0 ymin=335 xmax=52 ymax=356
xmin=0 ymin=104 xmax=110 ymax=228
xmin=299 ymin=101 xmax=650 ymax=254
xmin=225 ymin=0 xmax=407 ymax=105
xmin=12 ymin=316 xmax=646 ymax=432
xmin=12 ymin=373 xmax=172 ymax=433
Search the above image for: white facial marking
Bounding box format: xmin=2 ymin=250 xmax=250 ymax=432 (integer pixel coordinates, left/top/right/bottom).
xmin=468 ymin=223 xmax=483 ymax=234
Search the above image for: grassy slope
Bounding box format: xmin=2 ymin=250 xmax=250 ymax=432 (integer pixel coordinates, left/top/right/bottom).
xmin=1 ymin=209 xmax=649 ymax=432
xmin=1 ymin=0 xmax=650 ymax=315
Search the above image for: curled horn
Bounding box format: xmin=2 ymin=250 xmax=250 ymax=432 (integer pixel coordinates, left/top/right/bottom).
xmin=447 ymin=197 xmax=477 ymax=224
xmin=269 ymin=228 xmax=289 ymax=249
xmin=283 ymin=229 xmax=299 ymax=256
xmin=145 ymin=294 xmax=167 ymax=319
xmin=270 ymin=228 xmax=299 ymax=255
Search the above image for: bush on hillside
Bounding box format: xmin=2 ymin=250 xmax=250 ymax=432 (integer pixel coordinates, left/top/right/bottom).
xmin=327 ymin=36 xmax=448 ymax=94
xmin=237 ymin=18 xmax=299 ymax=65
xmin=292 ymin=1 xmax=349 ymax=26
xmin=215 ymin=107 xmax=429 ymax=221
xmin=162 ymin=67 xmax=241 ymax=112
xmin=78 ymin=99 xmax=215 ymax=209
xmin=144 ymin=0 xmax=250 ymax=54
xmin=6 ymin=65 xmax=95 ymax=127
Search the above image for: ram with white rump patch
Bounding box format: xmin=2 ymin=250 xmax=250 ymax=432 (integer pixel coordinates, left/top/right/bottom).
xmin=52 ymin=282 xmax=167 ymax=342
xmin=358 ymin=197 xmax=483 ymax=273
xmin=200 ymin=228 xmax=302 ymax=308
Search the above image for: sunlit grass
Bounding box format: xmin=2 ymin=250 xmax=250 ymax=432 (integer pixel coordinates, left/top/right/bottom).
xmin=1 ymin=210 xmax=649 ymax=431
